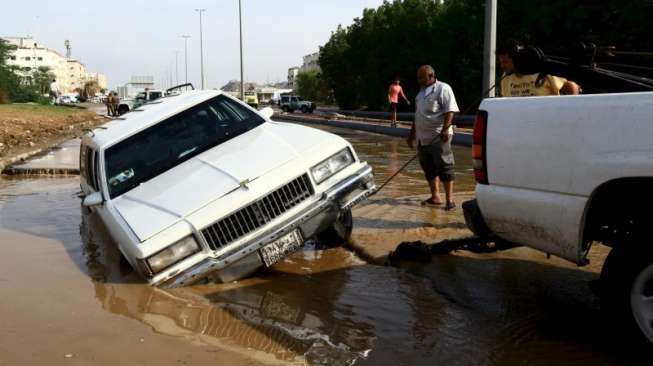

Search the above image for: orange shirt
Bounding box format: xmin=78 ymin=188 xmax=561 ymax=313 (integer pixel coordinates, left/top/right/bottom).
xmin=388 ymin=84 xmax=403 ymax=103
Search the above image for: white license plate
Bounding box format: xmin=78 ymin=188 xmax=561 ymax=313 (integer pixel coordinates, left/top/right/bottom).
xmin=259 ymin=230 xmax=303 ymax=267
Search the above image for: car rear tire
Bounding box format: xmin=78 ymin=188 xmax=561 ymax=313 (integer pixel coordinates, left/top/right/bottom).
xmin=282 ymin=105 xmax=289 ymax=113
xmin=317 ymin=209 xmax=353 ymax=246
xmin=601 ymin=244 xmax=653 ymax=346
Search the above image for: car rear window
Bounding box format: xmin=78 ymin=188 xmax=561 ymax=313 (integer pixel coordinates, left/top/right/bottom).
xmin=104 ymin=95 xmax=265 ymax=198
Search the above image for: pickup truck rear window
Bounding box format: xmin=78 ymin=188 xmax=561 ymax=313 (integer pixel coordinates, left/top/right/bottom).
xmin=105 ymin=95 xmax=264 ymax=198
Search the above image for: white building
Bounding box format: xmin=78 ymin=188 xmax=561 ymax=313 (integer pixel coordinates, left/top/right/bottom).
xmin=301 ymin=52 xmax=320 ymax=73
xmin=2 ymin=36 xmax=107 ymax=94
xmin=117 ymin=76 xmax=155 ymax=99
xmin=287 ymin=67 xmax=300 ymax=89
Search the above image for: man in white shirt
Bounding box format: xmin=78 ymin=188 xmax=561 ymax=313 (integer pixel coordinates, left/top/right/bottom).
xmin=407 ymin=65 xmax=460 ymax=210
xmin=49 ymin=79 xmax=60 ymax=105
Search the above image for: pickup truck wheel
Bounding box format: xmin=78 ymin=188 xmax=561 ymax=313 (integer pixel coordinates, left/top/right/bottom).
xmin=317 ymin=209 xmax=353 ymax=246
xmin=301 ymin=106 xmax=308 ymax=113
xmin=601 ymin=245 xmax=653 ymax=345
xmin=282 ymin=106 xmax=289 ymax=113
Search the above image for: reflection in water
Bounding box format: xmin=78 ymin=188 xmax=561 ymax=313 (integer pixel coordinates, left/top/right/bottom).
xmin=80 ymin=205 xmax=374 ymax=365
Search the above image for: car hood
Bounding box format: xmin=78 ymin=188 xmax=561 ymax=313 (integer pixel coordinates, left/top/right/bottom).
xmin=112 ymin=122 xmax=337 ymax=242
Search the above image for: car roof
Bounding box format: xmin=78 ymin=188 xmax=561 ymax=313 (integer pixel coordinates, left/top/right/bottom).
xmin=85 ymin=90 xmax=226 ymax=149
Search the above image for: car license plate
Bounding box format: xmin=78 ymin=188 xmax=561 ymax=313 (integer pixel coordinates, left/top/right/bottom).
xmin=259 ymin=230 xmax=303 ymax=267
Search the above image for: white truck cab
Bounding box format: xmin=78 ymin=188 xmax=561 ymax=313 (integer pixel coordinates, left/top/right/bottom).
xmin=80 ymin=90 xmax=376 ymax=287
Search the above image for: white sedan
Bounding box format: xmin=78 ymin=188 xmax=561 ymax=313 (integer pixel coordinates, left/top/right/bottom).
xmin=80 ymin=90 xmax=375 ymax=286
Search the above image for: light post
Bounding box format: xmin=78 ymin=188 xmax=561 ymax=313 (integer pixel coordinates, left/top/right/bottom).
xmin=181 ymin=35 xmax=191 ymax=84
xmin=174 ymin=51 xmax=179 ymax=86
xmin=239 ymin=0 xmax=244 ymax=100
xmin=195 ymin=8 xmax=207 ymax=89
xmin=482 ymin=0 xmax=497 ymax=97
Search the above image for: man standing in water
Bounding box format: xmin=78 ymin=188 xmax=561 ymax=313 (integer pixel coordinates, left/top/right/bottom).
xmin=387 ymin=77 xmax=410 ymax=127
xmin=407 ymin=65 xmax=459 ymax=210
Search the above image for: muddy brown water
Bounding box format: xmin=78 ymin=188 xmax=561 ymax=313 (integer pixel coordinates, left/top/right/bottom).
xmin=0 ymin=124 xmax=637 ymax=365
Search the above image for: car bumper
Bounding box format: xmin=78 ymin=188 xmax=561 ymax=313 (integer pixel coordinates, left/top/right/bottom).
xmin=155 ymin=164 xmax=376 ymax=287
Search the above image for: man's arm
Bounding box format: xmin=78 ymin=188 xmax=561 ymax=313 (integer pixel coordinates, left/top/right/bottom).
xmin=561 ymin=80 xmax=581 ymax=95
xmin=440 ymin=112 xmax=455 ymax=142
xmin=400 ymin=88 xmax=410 ymax=105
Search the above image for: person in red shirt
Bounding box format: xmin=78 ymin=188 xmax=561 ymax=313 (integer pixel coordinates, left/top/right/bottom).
xmin=387 ymin=77 xmax=410 ymax=127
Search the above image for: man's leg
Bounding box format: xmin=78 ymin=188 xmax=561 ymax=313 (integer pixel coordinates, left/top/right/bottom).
xmin=444 ymin=179 xmax=454 ymax=204
xmin=428 ymin=177 xmax=443 ymax=203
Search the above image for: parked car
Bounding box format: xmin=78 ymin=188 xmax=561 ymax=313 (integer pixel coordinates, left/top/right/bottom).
xmin=243 ymin=91 xmax=259 ymax=109
xmin=80 ymin=90 xmax=376 ymax=287
xmin=117 ymin=89 xmax=164 ymax=115
xmin=58 ymin=95 xmax=78 ymax=104
xmin=280 ymin=94 xmax=315 ymax=114
xmin=463 ymin=92 xmax=653 ymax=344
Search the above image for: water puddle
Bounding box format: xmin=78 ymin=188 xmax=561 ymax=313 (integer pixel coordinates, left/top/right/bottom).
xmin=0 ymin=125 xmax=639 ymax=365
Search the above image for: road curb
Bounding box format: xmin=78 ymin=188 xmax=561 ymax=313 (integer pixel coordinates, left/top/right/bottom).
xmin=272 ymin=114 xmax=472 ymax=147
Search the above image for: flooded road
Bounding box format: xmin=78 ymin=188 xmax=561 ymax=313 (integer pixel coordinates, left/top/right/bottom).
xmin=0 ymin=125 xmax=636 ymax=365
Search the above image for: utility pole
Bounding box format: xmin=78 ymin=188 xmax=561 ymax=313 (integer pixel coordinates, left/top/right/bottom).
xmin=195 ymin=8 xmax=207 ymax=90
xmin=482 ymin=0 xmax=497 ymax=97
xmin=174 ymin=51 xmax=179 ymax=86
xmin=239 ymin=0 xmax=244 ymax=100
xmin=181 ymin=35 xmax=191 ymax=84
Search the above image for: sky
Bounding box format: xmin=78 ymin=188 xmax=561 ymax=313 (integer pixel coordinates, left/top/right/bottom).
xmin=0 ymin=0 xmax=385 ymax=90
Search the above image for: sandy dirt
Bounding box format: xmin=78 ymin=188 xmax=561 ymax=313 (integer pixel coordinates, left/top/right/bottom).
xmin=0 ymin=104 xmax=107 ymax=169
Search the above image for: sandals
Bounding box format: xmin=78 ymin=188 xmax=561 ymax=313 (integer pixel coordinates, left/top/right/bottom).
xmin=445 ymin=201 xmax=456 ymax=211
xmin=421 ymin=198 xmax=443 ymax=207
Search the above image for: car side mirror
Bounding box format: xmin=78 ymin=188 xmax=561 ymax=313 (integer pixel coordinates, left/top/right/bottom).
xmin=260 ymin=107 xmax=274 ymax=119
xmin=83 ymin=191 xmax=104 ymax=207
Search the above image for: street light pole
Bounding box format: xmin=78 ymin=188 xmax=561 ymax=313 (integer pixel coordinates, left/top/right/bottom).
xmin=195 ymin=8 xmax=207 ymax=90
xmin=239 ymin=0 xmax=244 ymax=100
xmin=181 ymin=35 xmax=191 ymax=85
xmin=174 ymin=51 xmax=179 ymax=86
xmin=482 ymin=0 xmax=497 ymax=97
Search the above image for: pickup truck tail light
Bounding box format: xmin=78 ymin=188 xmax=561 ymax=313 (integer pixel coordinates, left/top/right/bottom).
xmin=472 ymin=110 xmax=488 ymax=184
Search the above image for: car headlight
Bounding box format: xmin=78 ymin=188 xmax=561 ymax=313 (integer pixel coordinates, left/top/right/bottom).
xmin=147 ymin=236 xmax=200 ymax=274
xmin=311 ymin=148 xmax=355 ymax=184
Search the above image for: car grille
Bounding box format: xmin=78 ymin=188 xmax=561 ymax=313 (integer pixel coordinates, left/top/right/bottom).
xmin=201 ymin=174 xmax=314 ymax=250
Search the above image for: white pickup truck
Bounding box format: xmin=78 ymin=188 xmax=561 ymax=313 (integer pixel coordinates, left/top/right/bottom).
xmin=463 ymin=92 xmax=653 ymax=344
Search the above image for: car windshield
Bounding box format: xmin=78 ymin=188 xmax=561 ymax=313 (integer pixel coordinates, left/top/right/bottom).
xmin=105 ymin=95 xmax=265 ymax=198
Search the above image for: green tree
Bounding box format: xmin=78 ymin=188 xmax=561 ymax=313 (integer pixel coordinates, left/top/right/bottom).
xmin=0 ymin=39 xmax=49 ymax=103
xmin=32 ymin=66 xmax=55 ymax=95
xmin=319 ymin=0 xmax=652 ymax=111
xmin=295 ymin=70 xmax=331 ymax=104
xmin=0 ymin=39 xmax=19 ymax=103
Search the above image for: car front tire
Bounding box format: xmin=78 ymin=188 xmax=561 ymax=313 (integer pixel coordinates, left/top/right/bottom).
xmin=317 ymin=209 xmax=353 ymax=246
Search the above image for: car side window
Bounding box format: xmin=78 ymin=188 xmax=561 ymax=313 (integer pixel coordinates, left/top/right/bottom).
xmin=79 ymin=144 xmax=88 ymax=181
xmin=87 ymin=148 xmax=98 ymax=191
xmin=81 ymin=145 xmax=99 ymax=192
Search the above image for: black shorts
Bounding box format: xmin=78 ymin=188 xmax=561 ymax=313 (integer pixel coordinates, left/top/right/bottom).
xmin=417 ymin=138 xmax=455 ymax=182
xmin=390 ymin=102 xmax=398 ymax=110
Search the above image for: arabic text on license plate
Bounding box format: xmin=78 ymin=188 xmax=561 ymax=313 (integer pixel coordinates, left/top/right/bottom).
xmin=259 ymin=230 xmax=303 ymax=267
